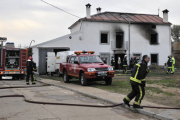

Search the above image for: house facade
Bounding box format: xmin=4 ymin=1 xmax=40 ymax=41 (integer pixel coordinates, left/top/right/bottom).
xmin=32 ymin=4 xmax=171 ymax=74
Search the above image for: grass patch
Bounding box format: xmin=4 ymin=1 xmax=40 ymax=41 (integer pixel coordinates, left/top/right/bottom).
xmin=146 ymin=79 xmax=180 ymax=88
xmin=146 ymin=87 xmax=175 ymax=96
xmin=92 ymin=80 xmax=132 ymax=94
xmin=40 ymin=75 xmax=62 ymax=81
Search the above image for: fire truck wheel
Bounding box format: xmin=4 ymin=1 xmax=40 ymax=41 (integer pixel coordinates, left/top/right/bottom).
xmin=105 ymin=77 xmax=112 ymax=85
xmin=63 ymin=70 xmax=69 ymax=83
xmin=80 ymin=73 xmax=87 ymax=86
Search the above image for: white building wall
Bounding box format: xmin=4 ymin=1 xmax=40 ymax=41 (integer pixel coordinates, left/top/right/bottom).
xmin=82 ymin=21 xmax=129 ymax=55
xmin=70 ymin=22 xmax=81 ymax=33
xmin=130 ymin=24 xmax=171 ymax=65
xmin=32 ymin=47 xmax=39 ymax=66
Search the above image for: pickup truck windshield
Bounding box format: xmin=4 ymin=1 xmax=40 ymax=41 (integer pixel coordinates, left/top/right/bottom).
xmin=80 ymin=56 xmax=104 ymax=64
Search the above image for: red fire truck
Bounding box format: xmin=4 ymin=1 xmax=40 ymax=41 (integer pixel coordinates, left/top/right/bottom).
xmin=0 ymin=42 xmax=27 ymax=80
xmin=59 ymin=51 xmax=115 ymax=86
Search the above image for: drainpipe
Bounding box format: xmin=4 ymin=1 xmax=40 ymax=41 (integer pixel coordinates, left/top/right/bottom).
xmin=1 ymin=41 xmax=3 ymax=67
xmin=128 ymin=20 xmax=131 ymax=63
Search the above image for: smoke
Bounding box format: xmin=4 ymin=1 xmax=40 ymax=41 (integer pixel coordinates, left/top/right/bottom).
xmin=137 ymin=24 xmax=157 ymax=41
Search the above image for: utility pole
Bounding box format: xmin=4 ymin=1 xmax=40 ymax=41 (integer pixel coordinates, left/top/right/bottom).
xmin=0 ymin=37 xmax=7 ymax=67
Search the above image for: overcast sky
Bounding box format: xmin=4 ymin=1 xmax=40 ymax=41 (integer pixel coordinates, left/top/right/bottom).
xmin=0 ymin=0 xmax=179 ymax=48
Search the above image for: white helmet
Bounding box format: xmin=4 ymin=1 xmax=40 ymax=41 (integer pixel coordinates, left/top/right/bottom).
xmin=124 ymin=55 xmax=127 ymax=57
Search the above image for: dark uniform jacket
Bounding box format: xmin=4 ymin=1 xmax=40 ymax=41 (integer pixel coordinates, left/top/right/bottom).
xmin=26 ymin=59 xmax=34 ymax=74
xmin=123 ymin=57 xmax=127 ymax=66
xmin=130 ymin=60 xmax=148 ymax=86
xmin=167 ymin=58 xmax=173 ymax=68
xmin=111 ymin=59 xmax=115 ymax=67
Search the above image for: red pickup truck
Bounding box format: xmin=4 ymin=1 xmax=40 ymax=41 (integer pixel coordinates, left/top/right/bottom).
xmin=59 ymin=51 xmax=115 ymax=86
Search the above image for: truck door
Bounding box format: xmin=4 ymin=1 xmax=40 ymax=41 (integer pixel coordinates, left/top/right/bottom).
xmin=68 ymin=56 xmax=75 ymax=76
xmin=72 ymin=56 xmax=79 ymax=77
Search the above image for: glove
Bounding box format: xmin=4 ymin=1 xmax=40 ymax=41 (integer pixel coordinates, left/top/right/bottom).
xmin=146 ymin=69 xmax=151 ymax=74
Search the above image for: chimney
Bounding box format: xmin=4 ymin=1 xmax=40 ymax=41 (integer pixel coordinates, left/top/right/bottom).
xmin=85 ymin=3 xmax=91 ymax=18
xmin=96 ymin=7 xmax=101 ymax=14
xmin=162 ymin=9 xmax=169 ymax=22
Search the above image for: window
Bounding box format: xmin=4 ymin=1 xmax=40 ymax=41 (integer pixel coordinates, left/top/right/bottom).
xmin=116 ymin=32 xmax=123 ymax=48
xmin=152 ymin=25 xmax=156 ymax=29
xmin=150 ymin=34 xmax=158 ymax=44
xmin=151 ymin=54 xmax=158 ymax=65
xmin=74 ymin=57 xmax=79 ymax=63
xmin=69 ymin=56 xmax=75 ymax=63
xmin=100 ymin=32 xmax=108 ymax=44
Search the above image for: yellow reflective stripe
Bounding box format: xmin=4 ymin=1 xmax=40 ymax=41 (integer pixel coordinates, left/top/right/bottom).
xmin=130 ymin=77 xmax=142 ymax=84
xmin=141 ymin=79 xmax=145 ymax=81
xmin=134 ymin=64 xmax=140 ymax=79
xmin=138 ymin=85 xmax=142 ymax=104
xmin=168 ymin=67 xmax=172 ymax=68
xmin=123 ymin=65 xmax=127 ymax=66
xmin=125 ymin=97 xmax=130 ymax=101
xmin=136 ymin=64 xmax=140 ymax=67
xmin=134 ymin=101 xmax=140 ymax=105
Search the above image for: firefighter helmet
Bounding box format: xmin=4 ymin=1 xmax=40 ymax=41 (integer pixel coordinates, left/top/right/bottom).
xmin=29 ymin=56 xmax=33 ymax=60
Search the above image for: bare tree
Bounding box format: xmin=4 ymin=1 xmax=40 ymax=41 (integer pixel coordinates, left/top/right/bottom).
xmin=171 ymin=25 xmax=180 ymax=42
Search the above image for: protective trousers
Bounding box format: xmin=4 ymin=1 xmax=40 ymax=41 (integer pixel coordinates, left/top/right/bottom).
xmin=172 ymin=65 xmax=175 ymax=73
xmin=123 ymin=65 xmax=127 ymax=74
xmin=167 ymin=67 xmax=172 ymax=74
xmin=125 ymin=83 xmax=145 ymax=106
xmin=26 ymin=72 xmax=35 ymax=84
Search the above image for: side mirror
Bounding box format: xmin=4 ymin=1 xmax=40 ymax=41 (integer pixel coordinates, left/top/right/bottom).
xmin=74 ymin=61 xmax=79 ymax=64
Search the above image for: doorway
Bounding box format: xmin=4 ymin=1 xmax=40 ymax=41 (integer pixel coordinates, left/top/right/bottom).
xmin=115 ymin=54 xmax=125 ymax=70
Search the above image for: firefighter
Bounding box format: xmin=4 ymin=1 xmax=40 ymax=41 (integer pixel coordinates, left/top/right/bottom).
xmin=26 ymin=56 xmax=36 ymax=85
xmin=118 ymin=57 xmax=121 ymax=70
xmin=130 ymin=57 xmax=134 ymax=73
xmin=123 ymin=55 xmax=150 ymax=109
xmin=123 ymin=55 xmax=128 ymax=74
xmin=170 ymin=55 xmax=175 ymax=74
xmin=111 ymin=57 xmax=115 ymax=69
xmin=134 ymin=56 xmax=138 ymax=65
xmin=166 ymin=56 xmax=173 ymax=74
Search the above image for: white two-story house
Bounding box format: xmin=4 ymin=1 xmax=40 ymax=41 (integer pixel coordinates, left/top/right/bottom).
xmin=32 ymin=4 xmax=171 ymax=74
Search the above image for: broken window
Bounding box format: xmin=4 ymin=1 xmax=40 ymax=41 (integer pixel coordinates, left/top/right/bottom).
xmin=152 ymin=25 xmax=156 ymax=29
xmin=101 ymin=32 xmax=108 ymax=43
xmin=151 ymin=54 xmax=158 ymax=65
xmin=150 ymin=34 xmax=158 ymax=44
xmin=116 ymin=32 xmax=123 ymax=48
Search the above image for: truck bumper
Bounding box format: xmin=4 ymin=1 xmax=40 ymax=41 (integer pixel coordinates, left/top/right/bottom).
xmin=85 ymin=71 xmax=114 ymax=79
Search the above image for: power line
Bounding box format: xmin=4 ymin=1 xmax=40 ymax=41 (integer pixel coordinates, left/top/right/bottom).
xmin=41 ymin=0 xmax=81 ymax=18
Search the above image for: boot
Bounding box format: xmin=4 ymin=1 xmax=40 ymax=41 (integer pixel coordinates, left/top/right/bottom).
xmin=123 ymin=98 xmax=130 ymax=107
xmin=133 ymin=104 xmax=143 ymax=109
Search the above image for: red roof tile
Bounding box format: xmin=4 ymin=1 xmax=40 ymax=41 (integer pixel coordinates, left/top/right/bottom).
xmin=69 ymin=12 xmax=171 ymax=29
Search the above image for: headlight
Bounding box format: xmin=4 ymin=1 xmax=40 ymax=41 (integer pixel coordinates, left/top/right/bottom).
xmin=108 ymin=67 xmax=113 ymax=71
xmin=87 ymin=68 xmax=96 ymax=72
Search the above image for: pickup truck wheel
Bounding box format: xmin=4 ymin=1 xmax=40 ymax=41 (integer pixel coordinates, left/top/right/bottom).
xmin=63 ymin=70 xmax=69 ymax=83
xmin=81 ymin=73 xmax=87 ymax=86
xmin=105 ymin=77 xmax=112 ymax=85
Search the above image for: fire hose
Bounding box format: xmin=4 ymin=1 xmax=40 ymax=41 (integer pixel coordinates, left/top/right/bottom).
xmin=0 ymin=85 xmax=180 ymax=109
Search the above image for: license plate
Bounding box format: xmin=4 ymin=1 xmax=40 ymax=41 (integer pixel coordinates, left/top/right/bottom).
xmin=98 ymin=71 xmax=107 ymax=74
xmin=98 ymin=71 xmax=107 ymax=76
